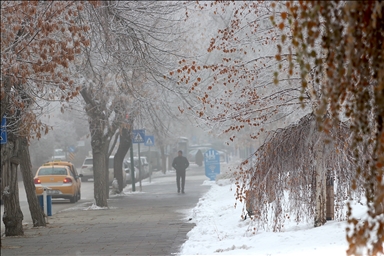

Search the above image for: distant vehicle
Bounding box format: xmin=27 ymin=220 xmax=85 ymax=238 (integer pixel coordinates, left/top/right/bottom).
xmin=176 ymin=137 xmax=189 ymax=156
xmin=133 ymin=156 xmax=149 ymax=179
xmin=140 ymin=151 xmax=162 ymax=172
xmin=124 ymin=156 xmax=149 ymax=183
xmin=124 ymin=160 xmax=139 ymax=184
xmin=80 ymin=157 xmax=93 ymax=182
xmin=34 ymin=161 xmax=83 ymax=203
xmin=187 ymin=147 xmax=210 ymax=162
xmin=108 ymin=156 xmax=127 ymax=186
xmin=80 ymin=156 xmax=126 ymax=185
xmin=52 ymin=149 xmax=66 ymax=161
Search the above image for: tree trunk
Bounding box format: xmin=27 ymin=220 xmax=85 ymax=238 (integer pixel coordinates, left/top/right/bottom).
xmin=2 ymin=136 xmax=24 ymax=236
xmin=314 ymin=140 xmax=326 ymax=227
xmin=105 ymin=153 xmax=109 ymax=199
xmin=326 ymin=169 xmax=334 ymax=221
xmin=84 ymin=116 xmax=111 ymax=204
xmin=91 ymin=135 xmax=109 ymax=207
xmin=81 ymin=87 xmax=122 ymax=205
xmin=82 ymin=87 xmax=113 ymax=207
xmin=113 ymin=128 xmax=131 ymax=192
xmin=19 ymin=137 xmax=46 ymax=227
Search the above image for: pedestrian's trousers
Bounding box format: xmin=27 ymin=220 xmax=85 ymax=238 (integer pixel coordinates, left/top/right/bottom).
xmin=176 ymin=169 xmax=186 ymax=192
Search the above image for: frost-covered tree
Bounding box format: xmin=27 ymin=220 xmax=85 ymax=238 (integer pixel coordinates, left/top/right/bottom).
xmin=1 ymin=1 xmax=89 ymax=235
xmin=76 ymin=1 xmax=188 ymax=206
xmin=173 ymin=0 xmax=362 ymax=234
xmin=273 ymin=2 xmax=384 ymax=255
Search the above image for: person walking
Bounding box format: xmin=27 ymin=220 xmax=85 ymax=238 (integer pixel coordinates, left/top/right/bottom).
xmin=195 ymin=149 xmax=203 ymax=167
xmin=172 ymin=150 xmax=189 ymax=194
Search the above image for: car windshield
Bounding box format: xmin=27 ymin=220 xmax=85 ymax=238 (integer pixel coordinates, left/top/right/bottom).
xmin=38 ymin=167 xmax=67 ymax=176
xmin=84 ymin=159 xmax=93 ymax=165
xmin=54 ymin=150 xmax=64 ymax=156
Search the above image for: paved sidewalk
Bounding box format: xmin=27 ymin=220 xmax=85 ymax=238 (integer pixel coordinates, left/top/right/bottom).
xmin=1 ymin=166 xmax=210 ymax=255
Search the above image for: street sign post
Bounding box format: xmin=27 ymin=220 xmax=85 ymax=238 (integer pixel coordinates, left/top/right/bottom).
xmin=1 ymin=116 xmax=7 ymax=144
xmin=132 ymin=129 xmax=145 ymax=191
xmin=204 ymin=149 xmax=221 ymax=181
xmin=144 ymin=135 xmax=155 ymax=183
xmin=68 ymin=145 xmax=76 ymax=162
xmin=144 ymin=135 xmax=155 ymax=146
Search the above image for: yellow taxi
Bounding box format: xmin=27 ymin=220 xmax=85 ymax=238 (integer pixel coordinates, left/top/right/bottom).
xmin=34 ymin=161 xmax=83 ymax=203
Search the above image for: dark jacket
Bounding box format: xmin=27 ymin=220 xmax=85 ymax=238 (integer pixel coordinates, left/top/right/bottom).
xmin=172 ymin=156 xmax=189 ymax=172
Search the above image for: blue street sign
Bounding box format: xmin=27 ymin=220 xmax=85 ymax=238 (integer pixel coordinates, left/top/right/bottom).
xmin=144 ymin=135 xmax=155 ymax=146
xmin=132 ymin=129 xmax=145 ymax=144
xmin=68 ymin=145 xmax=76 ymax=153
xmin=0 ymin=116 xmax=7 ymax=144
xmin=204 ymin=149 xmax=221 ymax=181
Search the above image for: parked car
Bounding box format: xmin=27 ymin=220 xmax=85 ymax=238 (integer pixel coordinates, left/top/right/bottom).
xmin=124 ymin=156 xmax=149 ymax=183
xmin=108 ymin=156 xmax=127 ymax=186
xmin=134 ymin=156 xmax=149 ymax=179
xmin=80 ymin=156 xmax=93 ymax=182
xmin=34 ymin=160 xmax=83 ymax=203
xmin=124 ymin=159 xmax=139 ymax=184
xmin=187 ymin=147 xmax=210 ymax=162
xmin=80 ymin=156 xmax=127 ymax=186
xmin=52 ymin=148 xmax=66 ymax=161
xmin=140 ymin=151 xmax=162 ymax=172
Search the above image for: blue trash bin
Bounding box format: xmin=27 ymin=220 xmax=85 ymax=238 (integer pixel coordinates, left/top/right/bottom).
xmin=37 ymin=195 xmax=52 ymax=216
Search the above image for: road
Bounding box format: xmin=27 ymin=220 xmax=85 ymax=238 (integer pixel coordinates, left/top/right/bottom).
xmin=0 ymin=179 xmax=95 ymax=234
xmin=0 ymin=166 xmax=205 ymax=235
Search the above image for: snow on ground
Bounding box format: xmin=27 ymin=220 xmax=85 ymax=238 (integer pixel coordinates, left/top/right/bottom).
xmin=60 ymin=162 xmax=372 ymax=256
xmin=179 ymin=177 xmax=369 ymax=256
xmin=111 ymin=162 xmax=370 ymax=256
